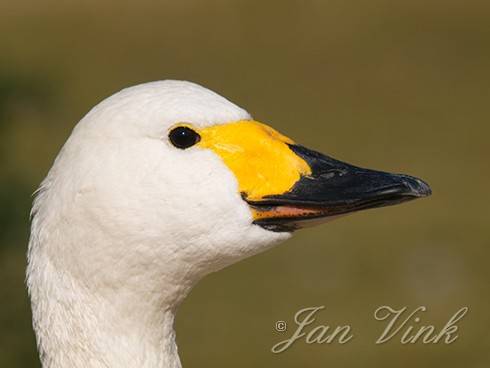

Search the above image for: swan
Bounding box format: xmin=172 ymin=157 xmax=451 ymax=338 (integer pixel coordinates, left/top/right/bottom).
xmin=27 ymin=80 xmax=431 ymax=368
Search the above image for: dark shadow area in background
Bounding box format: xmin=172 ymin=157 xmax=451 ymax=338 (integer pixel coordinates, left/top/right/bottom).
xmin=0 ymin=70 xmax=54 ymax=367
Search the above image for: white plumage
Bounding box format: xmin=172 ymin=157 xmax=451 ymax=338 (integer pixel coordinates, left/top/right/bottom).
xmin=28 ymin=81 xmax=288 ymax=368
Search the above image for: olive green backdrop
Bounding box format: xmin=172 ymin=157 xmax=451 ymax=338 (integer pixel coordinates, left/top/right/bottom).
xmin=1 ymin=0 xmax=489 ymax=367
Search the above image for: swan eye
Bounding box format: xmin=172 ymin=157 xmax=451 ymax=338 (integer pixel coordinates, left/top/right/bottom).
xmin=168 ymin=126 xmax=201 ymax=149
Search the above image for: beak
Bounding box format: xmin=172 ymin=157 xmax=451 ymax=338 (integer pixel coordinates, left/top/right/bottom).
xmin=246 ymin=144 xmax=432 ymax=232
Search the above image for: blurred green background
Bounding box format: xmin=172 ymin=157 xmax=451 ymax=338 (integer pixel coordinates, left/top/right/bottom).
xmin=1 ymin=0 xmax=489 ymax=367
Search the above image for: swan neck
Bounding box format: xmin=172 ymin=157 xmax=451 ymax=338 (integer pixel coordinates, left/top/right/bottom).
xmin=28 ymin=251 xmax=183 ymax=368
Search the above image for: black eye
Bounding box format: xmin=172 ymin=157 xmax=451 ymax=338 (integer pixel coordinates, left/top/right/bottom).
xmin=168 ymin=126 xmax=201 ymax=149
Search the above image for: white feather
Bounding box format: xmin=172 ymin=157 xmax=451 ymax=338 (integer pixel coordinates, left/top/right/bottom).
xmin=27 ymin=81 xmax=289 ymax=368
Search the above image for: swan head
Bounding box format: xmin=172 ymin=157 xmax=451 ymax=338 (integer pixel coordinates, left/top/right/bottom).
xmin=30 ymin=80 xmax=431 ymax=304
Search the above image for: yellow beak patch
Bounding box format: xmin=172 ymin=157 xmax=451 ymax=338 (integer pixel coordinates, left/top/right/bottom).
xmin=197 ymin=120 xmax=311 ymax=201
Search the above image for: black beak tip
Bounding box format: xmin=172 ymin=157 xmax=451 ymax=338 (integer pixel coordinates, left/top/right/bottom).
xmin=402 ymin=175 xmax=432 ymax=198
